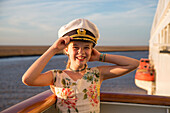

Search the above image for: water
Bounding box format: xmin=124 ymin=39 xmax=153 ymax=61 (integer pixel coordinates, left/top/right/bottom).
xmin=0 ymin=51 xmax=148 ymax=111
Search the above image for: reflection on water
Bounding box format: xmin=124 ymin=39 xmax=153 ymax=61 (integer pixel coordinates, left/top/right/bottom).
xmin=0 ymin=51 xmax=148 ymax=111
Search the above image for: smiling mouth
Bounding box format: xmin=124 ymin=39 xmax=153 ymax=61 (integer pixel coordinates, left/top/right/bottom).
xmin=76 ymin=56 xmax=86 ymax=61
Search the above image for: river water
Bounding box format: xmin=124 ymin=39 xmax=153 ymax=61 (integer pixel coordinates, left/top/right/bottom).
xmin=0 ymin=51 xmax=148 ymax=111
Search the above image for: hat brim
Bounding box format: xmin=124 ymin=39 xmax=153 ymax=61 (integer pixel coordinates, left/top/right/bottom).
xmin=70 ymin=36 xmax=96 ymax=47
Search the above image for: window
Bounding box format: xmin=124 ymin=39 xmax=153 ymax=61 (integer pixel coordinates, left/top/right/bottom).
xmin=159 ymin=23 xmax=170 ymax=53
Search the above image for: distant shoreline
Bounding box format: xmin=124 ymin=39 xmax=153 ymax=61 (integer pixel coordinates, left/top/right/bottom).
xmin=0 ymin=46 xmax=149 ymax=57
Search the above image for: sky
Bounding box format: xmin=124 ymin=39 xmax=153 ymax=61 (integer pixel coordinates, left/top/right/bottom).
xmin=0 ymin=0 xmax=158 ymax=46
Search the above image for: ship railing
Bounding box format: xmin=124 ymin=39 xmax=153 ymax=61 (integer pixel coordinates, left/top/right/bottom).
xmin=152 ymin=43 xmax=170 ymax=53
xmin=159 ymin=43 xmax=170 ymax=53
xmin=1 ymin=90 xmax=170 ymax=113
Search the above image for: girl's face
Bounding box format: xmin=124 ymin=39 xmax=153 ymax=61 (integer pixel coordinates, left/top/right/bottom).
xmin=65 ymin=41 xmax=93 ymax=68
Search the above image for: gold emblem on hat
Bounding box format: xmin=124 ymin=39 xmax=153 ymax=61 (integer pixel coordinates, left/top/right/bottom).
xmin=77 ymin=28 xmax=86 ymax=35
xmin=70 ymin=28 xmax=97 ymax=45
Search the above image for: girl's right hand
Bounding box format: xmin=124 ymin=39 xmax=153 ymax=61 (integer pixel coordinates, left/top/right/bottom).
xmin=51 ymin=36 xmax=72 ymax=52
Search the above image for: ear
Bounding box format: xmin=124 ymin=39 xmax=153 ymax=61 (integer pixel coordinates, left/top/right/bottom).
xmin=64 ymin=47 xmax=69 ymax=55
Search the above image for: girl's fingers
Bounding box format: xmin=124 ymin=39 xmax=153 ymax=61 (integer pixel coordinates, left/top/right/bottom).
xmin=64 ymin=36 xmax=71 ymax=45
xmin=56 ymin=36 xmax=71 ymax=49
xmin=61 ymin=36 xmax=71 ymax=44
xmin=92 ymin=48 xmax=99 ymax=55
xmin=89 ymin=48 xmax=100 ymax=61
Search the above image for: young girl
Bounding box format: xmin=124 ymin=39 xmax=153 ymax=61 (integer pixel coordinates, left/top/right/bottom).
xmin=22 ymin=18 xmax=139 ymax=113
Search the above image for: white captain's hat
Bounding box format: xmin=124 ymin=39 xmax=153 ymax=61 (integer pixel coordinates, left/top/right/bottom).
xmin=58 ymin=18 xmax=100 ymax=46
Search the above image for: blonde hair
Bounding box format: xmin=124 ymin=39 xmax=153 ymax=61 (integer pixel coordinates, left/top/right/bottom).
xmin=66 ymin=59 xmax=71 ymax=69
xmin=63 ymin=48 xmax=70 ymax=69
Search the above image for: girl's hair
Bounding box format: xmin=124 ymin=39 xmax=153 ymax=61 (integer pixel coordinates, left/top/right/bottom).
xmin=66 ymin=59 xmax=71 ymax=69
xmin=63 ymin=49 xmax=70 ymax=69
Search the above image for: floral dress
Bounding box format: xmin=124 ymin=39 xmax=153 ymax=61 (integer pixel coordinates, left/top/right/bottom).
xmin=51 ymin=67 xmax=100 ymax=113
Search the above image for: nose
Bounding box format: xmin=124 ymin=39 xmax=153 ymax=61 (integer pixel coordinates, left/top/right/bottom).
xmin=78 ymin=48 xmax=85 ymax=54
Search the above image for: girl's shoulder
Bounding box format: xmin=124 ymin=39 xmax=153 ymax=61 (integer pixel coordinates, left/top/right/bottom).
xmin=51 ymin=69 xmax=63 ymax=74
xmin=87 ymin=67 xmax=100 ymax=79
xmin=51 ymin=69 xmax=64 ymax=83
xmin=86 ymin=67 xmax=100 ymax=74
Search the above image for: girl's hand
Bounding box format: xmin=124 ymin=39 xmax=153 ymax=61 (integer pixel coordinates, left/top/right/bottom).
xmin=89 ymin=48 xmax=101 ymax=61
xmin=51 ymin=36 xmax=72 ymax=52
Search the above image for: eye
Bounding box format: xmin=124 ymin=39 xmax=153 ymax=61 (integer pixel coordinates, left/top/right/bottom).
xmin=84 ymin=46 xmax=90 ymax=49
xmin=73 ymin=46 xmax=79 ymax=49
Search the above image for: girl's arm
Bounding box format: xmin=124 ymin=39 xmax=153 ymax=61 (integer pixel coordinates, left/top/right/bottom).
xmin=90 ymin=49 xmax=139 ymax=82
xmin=22 ymin=36 xmax=71 ymax=86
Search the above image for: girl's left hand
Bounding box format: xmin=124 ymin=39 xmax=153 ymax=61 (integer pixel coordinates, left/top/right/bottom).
xmin=89 ymin=48 xmax=101 ymax=61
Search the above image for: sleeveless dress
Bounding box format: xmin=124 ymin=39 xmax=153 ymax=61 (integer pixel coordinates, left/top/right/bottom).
xmin=51 ymin=67 xmax=100 ymax=113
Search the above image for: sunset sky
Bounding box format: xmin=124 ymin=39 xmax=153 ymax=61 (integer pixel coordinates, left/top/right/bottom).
xmin=0 ymin=0 xmax=158 ymax=46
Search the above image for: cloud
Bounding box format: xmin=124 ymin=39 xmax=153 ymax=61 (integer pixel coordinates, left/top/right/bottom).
xmin=84 ymin=1 xmax=157 ymax=45
xmin=0 ymin=0 xmax=158 ymax=45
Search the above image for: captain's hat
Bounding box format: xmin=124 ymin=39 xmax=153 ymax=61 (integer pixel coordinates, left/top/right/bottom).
xmin=58 ymin=18 xmax=100 ymax=46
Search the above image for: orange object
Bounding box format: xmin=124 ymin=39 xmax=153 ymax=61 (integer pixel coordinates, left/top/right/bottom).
xmin=135 ymin=58 xmax=155 ymax=81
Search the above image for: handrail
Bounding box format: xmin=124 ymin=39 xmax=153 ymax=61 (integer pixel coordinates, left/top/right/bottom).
xmin=1 ymin=90 xmax=56 ymax=113
xmin=18 ymin=94 xmax=56 ymax=113
xmin=100 ymin=92 xmax=170 ymax=106
xmin=2 ymin=90 xmax=170 ymax=113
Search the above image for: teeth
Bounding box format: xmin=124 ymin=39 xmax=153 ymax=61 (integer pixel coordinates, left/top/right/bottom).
xmin=77 ymin=57 xmax=85 ymax=59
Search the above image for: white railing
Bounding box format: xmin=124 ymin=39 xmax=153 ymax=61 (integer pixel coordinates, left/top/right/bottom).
xmin=151 ymin=43 xmax=170 ymax=51
xmin=151 ymin=0 xmax=170 ymax=36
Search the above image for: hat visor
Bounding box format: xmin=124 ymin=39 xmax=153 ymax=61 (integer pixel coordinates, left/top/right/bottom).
xmin=70 ymin=36 xmax=96 ymax=47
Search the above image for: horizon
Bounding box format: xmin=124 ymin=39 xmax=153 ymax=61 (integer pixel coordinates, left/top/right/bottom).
xmin=0 ymin=0 xmax=158 ymax=46
xmin=0 ymin=45 xmax=149 ymax=47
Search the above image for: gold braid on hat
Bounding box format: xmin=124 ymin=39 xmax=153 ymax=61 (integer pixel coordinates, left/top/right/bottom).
xmin=64 ymin=28 xmax=97 ymax=45
xmin=70 ymin=28 xmax=97 ymax=44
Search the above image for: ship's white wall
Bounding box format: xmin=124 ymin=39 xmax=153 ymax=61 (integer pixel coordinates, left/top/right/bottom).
xmin=156 ymin=54 xmax=170 ymax=96
xmin=151 ymin=0 xmax=170 ymax=36
xmin=149 ymin=0 xmax=170 ymax=96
